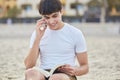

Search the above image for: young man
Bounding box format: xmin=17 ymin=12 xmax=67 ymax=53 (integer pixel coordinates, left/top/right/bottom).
xmin=24 ymin=0 xmax=89 ymax=80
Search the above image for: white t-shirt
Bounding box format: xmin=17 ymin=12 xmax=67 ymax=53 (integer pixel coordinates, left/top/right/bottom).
xmin=30 ymin=23 xmax=87 ymax=69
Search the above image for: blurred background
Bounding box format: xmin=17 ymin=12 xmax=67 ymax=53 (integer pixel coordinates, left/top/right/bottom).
xmin=0 ymin=0 xmax=120 ymax=23
xmin=0 ymin=0 xmax=120 ymax=80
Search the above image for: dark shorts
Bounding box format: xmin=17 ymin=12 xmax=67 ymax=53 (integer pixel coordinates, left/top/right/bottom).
xmin=45 ymin=69 xmax=77 ymax=80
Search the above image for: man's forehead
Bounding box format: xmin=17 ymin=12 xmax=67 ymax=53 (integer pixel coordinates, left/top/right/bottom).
xmin=42 ymin=12 xmax=59 ymax=17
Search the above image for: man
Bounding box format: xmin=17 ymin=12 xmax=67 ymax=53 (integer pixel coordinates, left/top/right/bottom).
xmin=24 ymin=0 xmax=89 ymax=80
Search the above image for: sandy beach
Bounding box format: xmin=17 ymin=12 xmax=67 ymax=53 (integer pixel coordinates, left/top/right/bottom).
xmin=0 ymin=23 xmax=120 ymax=80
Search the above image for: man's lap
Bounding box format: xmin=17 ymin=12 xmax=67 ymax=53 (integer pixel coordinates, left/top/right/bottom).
xmin=33 ymin=67 xmax=77 ymax=80
xmin=45 ymin=73 xmax=77 ymax=80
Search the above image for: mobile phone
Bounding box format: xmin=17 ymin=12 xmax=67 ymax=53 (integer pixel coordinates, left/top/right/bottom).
xmin=39 ymin=22 xmax=47 ymax=30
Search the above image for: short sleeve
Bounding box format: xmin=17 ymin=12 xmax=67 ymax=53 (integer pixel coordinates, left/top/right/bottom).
xmin=75 ymin=31 xmax=87 ymax=53
xmin=29 ymin=30 xmax=36 ymax=48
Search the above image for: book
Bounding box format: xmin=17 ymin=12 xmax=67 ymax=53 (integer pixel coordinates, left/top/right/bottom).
xmin=39 ymin=64 xmax=65 ymax=77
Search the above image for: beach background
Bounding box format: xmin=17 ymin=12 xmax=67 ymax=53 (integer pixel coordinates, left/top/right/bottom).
xmin=0 ymin=23 xmax=120 ymax=80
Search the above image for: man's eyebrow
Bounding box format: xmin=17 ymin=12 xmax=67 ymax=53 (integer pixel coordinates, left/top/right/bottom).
xmin=51 ymin=13 xmax=59 ymax=17
xmin=43 ymin=12 xmax=58 ymax=18
xmin=53 ymin=13 xmax=58 ymax=15
xmin=43 ymin=16 xmax=50 ymax=18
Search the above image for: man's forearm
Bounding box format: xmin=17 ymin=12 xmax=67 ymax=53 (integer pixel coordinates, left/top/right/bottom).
xmin=24 ymin=38 xmax=40 ymax=69
xmin=75 ymin=65 xmax=89 ymax=76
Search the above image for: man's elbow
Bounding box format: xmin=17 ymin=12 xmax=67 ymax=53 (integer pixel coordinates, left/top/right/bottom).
xmin=85 ymin=65 xmax=89 ymax=74
xmin=24 ymin=59 xmax=29 ymax=69
xmin=24 ymin=59 xmax=35 ymax=69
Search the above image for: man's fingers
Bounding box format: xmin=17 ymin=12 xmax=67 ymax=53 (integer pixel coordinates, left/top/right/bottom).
xmin=36 ymin=19 xmax=46 ymax=27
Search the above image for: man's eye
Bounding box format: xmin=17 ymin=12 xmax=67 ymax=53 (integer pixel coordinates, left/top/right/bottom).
xmin=53 ymin=15 xmax=58 ymax=18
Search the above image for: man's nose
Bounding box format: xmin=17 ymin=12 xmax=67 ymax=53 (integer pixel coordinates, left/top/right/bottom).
xmin=48 ymin=18 xmax=55 ymax=24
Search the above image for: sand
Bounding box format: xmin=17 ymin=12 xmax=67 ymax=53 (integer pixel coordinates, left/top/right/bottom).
xmin=0 ymin=23 xmax=120 ymax=80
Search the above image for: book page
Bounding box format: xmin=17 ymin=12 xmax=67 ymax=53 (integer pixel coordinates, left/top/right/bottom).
xmin=49 ymin=64 xmax=65 ymax=75
xmin=38 ymin=64 xmax=65 ymax=77
xmin=39 ymin=68 xmax=50 ymax=77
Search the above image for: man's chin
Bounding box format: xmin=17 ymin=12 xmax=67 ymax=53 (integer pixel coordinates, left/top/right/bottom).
xmin=49 ymin=25 xmax=57 ymax=30
xmin=50 ymin=27 xmax=57 ymax=30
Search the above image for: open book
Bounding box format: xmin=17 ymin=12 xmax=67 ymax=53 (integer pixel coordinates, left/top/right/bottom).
xmin=39 ymin=64 xmax=65 ymax=77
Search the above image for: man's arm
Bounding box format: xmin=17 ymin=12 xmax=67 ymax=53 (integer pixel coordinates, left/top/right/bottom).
xmin=24 ymin=19 xmax=47 ymax=69
xmin=24 ymin=38 xmax=40 ymax=69
xmin=75 ymin=51 xmax=89 ymax=76
xmin=57 ymin=52 xmax=89 ymax=76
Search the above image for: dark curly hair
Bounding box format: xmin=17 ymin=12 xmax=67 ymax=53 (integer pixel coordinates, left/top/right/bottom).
xmin=38 ymin=0 xmax=62 ymax=15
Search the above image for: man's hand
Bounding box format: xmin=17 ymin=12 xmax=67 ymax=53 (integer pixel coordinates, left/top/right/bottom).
xmin=57 ymin=64 xmax=77 ymax=76
xmin=36 ymin=19 xmax=47 ymax=40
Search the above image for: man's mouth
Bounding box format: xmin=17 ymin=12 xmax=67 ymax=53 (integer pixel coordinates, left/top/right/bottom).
xmin=51 ymin=23 xmax=57 ymax=27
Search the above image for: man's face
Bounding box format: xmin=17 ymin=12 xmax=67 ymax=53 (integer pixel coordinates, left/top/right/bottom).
xmin=42 ymin=11 xmax=63 ymax=30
